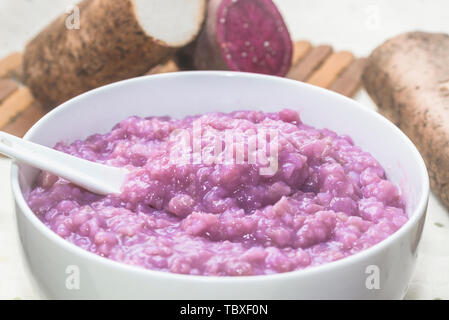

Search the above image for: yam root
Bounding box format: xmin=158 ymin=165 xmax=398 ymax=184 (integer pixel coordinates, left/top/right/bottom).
xmin=190 ymin=0 xmax=293 ymax=76
xmin=363 ymin=31 xmax=449 ymax=207
xmin=23 ymin=0 xmax=206 ymax=107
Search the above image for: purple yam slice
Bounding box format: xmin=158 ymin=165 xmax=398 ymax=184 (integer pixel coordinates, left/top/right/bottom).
xmin=193 ymin=0 xmax=293 ymax=76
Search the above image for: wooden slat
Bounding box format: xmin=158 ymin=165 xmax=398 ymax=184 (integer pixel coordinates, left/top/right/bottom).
xmin=329 ymin=58 xmax=367 ymax=97
xmin=291 ymin=41 xmax=312 ymax=66
xmin=9 ymin=63 xmax=23 ymax=81
xmin=3 ymin=101 xmax=47 ymax=137
xmin=0 ymin=40 xmax=364 ymax=140
xmin=287 ymin=45 xmax=333 ymax=81
xmin=307 ymin=51 xmax=355 ymax=88
xmin=0 ymin=79 xmax=19 ymax=103
xmin=145 ymin=59 xmax=179 ymax=76
xmin=0 ymin=86 xmax=35 ymax=128
xmin=0 ymin=52 xmax=23 ymax=78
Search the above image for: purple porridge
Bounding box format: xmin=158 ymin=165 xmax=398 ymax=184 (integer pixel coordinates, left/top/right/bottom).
xmin=27 ymin=109 xmax=407 ymax=276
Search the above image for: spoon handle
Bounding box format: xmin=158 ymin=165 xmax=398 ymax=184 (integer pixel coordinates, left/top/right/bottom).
xmin=0 ymin=131 xmax=126 ymax=195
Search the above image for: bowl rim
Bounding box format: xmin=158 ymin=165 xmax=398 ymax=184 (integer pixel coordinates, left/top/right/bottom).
xmin=11 ymin=71 xmax=429 ymax=283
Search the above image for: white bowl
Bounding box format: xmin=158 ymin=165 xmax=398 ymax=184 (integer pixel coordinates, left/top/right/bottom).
xmin=12 ymin=71 xmax=429 ymax=299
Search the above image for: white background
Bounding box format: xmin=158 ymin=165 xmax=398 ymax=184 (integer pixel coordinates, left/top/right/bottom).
xmin=0 ymin=0 xmax=448 ymax=299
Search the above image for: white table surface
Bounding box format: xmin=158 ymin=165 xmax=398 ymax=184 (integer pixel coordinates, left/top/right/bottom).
xmin=1 ymin=0 xmax=449 ymax=300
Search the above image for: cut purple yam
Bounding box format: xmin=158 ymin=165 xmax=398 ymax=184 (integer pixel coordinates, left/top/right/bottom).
xmin=193 ymin=0 xmax=293 ymax=76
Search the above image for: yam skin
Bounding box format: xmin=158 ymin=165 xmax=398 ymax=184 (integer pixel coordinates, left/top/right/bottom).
xmin=23 ymin=0 xmax=183 ymax=106
xmin=363 ymin=31 xmax=449 ymax=207
xmin=191 ymin=0 xmax=292 ymax=76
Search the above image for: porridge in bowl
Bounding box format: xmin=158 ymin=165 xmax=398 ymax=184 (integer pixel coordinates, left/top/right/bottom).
xmin=27 ymin=109 xmax=407 ymax=276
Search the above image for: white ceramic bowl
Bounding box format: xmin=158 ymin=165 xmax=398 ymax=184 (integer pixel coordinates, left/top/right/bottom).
xmin=12 ymin=71 xmax=428 ymax=299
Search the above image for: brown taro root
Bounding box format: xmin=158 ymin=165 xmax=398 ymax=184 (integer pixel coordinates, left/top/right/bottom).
xmin=363 ymin=31 xmax=449 ymax=207
xmin=23 ymin=0 xmax=206 ymax=107
xmin=189 ymin=0 xmax=293 ymax=76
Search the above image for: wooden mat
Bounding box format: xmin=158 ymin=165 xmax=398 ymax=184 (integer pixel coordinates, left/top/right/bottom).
xmin=0 ymin=41 xmax=366 ymax=137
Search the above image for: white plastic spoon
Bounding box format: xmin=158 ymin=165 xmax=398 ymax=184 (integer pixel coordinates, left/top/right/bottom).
xmin=0 ymin=131 xmax=128 ymax=195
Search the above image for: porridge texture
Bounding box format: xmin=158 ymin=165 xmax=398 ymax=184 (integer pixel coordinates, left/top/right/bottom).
xmin=27 ymin=109 xmax=407 ymax=276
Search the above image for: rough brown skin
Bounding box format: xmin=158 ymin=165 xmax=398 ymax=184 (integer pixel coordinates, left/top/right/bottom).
xmin=193 ymin=0 xmax=226 ymax=71
xmin=363 ymin=31 xmax=449 ymax=207
xmin=23 ymin=0 xmax=176 ymax=107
